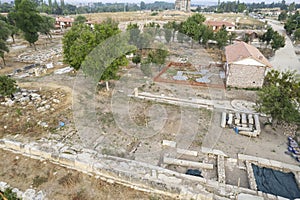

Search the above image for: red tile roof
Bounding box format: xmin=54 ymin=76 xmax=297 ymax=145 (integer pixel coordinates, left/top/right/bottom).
xmin=56 ymin=17 xmax=74 ymax=23
xmin=206 ymin=20 xmax=235 ymax=27
xmin=225 ymin=41 xmax=272 ymax=67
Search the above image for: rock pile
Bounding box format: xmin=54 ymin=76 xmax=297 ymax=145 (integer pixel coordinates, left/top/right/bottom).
xmin=0 ymin=88 xmax=63 ymax=113
xmin=0 ymin=181 xmax=45 ymax=200
xmin=16 ymin=47 xmax=62 ymax=64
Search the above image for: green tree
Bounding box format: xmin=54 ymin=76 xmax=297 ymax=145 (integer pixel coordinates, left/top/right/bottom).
xmin=278 ymin=11 xmax=287 ymax=21
xmin=39 ymin=15 xmax=55 ymax=40
xmin=14 ymin=0 xmax=42 ymax=50
xmin=180 ymin=14 xmax=206 ymax=48
xmin=132 ymin=53 xmax=141 ymax=66
xmin=0 ymin=76 xmax=17 ymax=97
xmin=214 ymin=26 xmax=228 ymax=49
xmin=63 ymin=19 xmax=128 ymax=91
xmin=271 ymin=31 xmax=285 ymax=51
xmin=294 ymin=28 xmax=300 ymax=41
xmin=256 ymin=70 xmax=300 ymax=125
xmin=262 ymin=27 xmax=274 ymax=46
xmin=140 ymin=1 xmax=146 ymax=10
xmin=74 ymin=15 xmax=87 ymax=25
xmin=126 ymin=22 xmax=140 ymax=46
xmin=0 ymin=20 xmax=11 ymax=66
xmin=7 ymin=13 xmax=18 ymax=43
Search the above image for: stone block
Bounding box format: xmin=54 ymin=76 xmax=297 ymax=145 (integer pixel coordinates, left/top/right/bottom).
xmin=22 ymin=189 xmax=36 ymax=200
xmin=157 ymin=173 xmax=182 ymax=184
xmin=59 ymin=153 xmax=75 ymax=166
xmin=277 ymin=196 xmax=289 ymax=200
xmin=4 ymin=140 xmax=21 ymax=151
xmin=164 ymin=156 xmax=213 ymax=169
xmin=162 ymin=140 xmax=176 ymax=148
xmin=74 ymin=159 xmax=93 ymax=172
xmin=237 ymin=193 xmax=263 ymax=200
xmin=176 ymin=148 xmax=198 ymax=157
xmin=221 ymin=112 xmax=227 ymax=128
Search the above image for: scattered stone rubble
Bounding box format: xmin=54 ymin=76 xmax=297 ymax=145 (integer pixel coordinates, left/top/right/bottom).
xmin=16 ymin=47 xmax=62 ymax=64
xmin=0 ymin=88 xmax=63 ymax=114
xmin=0 ymin=181 xmax=45 ymax=200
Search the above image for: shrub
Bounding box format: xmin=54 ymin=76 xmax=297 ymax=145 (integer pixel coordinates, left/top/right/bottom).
xmin=0 ymin=76 xmax=17 ymax=97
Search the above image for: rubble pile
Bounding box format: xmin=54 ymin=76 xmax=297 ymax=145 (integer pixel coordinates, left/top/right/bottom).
xmin=0 ymin=88 xmax=64 ymax=113
xmin=16 ymin=47 xmax=62 ymax=64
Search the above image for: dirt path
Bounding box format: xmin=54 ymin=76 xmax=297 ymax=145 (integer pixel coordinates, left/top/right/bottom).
xmin=267 ymin=19 xmax=300 ymax=73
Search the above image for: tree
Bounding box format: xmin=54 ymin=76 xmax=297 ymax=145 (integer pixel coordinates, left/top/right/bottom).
xmin=63 ymin=19 xmax=127 ymax=91
xmin=180 ymin=14 xmax=206 ymax=48
xmin=278 ymin=11 xmax=287 ymax=21
xmin=214 ymin=26 xmax=228 ymax=49
xmin=126 ymin=22 xmax=140 ymax=46
xmin=140 ymin=1 xmax=146 ymax=10
xmin=7 ymin=13 xmax=18 ymax=43
xmin=256 ymin=70 xmax=300 ymax=125
xmin=271 ymin=31 xmax=285 ymax=51
xmin=262 ymin=27 xmax=274 ymax=46
xmin=132 ymin=54 xmax=141 ymax=66
xmin=228 ymin=32 xmax=237 ymax=44
xmin=294 ymin=28 xmax=300 ymax=41
xmin=0 ymin=76 xmax=17 ymax=97
xmin=14 ymin=0 xmax=42 ymax=50
xmin=39 ymin=15 xmax=55 ymax=40
xmin=0 ymin=20 xmax=11 ymax=66
xmin=74 ymin=15 xmax=87 ymax=25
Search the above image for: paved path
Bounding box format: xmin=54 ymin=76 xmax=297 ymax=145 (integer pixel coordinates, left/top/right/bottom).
xmin=267 ymin=19 xmax=300 ymax=73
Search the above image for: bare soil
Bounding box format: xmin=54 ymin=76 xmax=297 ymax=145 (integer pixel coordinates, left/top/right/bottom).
xmin=0 ymin=148 xmax=174 ymax=200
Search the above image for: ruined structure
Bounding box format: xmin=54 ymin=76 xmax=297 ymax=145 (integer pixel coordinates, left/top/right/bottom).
xmin=175 ymin=0 xmax=191 ymax=12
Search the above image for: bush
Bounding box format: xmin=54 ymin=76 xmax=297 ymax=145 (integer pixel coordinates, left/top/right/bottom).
xmin=0 ymin=76 xmax=17 ymax=97
xmin=0 ymin=188 xmax=20 ymax=200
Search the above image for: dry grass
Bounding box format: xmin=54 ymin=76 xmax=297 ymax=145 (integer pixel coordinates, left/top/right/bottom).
xmin=0 ymin=149 xmax=175 ymax=200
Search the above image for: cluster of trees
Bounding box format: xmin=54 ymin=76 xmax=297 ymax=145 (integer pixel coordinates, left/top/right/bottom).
xmin=174 ymin=14 xmax=233 ymax=49
xmin=257 ymin=70 xmax=300 ymax=126
xmin=260 ymin=27 xmax=285 ymax=51
xmin=216 ymin=1 xmax=247 ymax=13
xmin=0 ymin=1 xmax=174 ymax=15
xmin=283 ymin=11 xmax=300 ymax=41
xmin=126 ymin=22 xmax=169 ymax=76
xmin=199 ymin=1 xmax=299 ymax=14
xmin=0 ymin=0 xmax=54 ymax=65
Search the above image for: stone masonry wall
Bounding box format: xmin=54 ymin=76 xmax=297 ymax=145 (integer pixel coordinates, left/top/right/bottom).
xmin=226 ymin=64 xmax=266 ymax=88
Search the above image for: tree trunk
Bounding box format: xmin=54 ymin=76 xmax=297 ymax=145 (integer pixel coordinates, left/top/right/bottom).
xmin=11 ymin=34 xmax=15 ymax=43
xmin=33 ymin=43 xmax=37 ymax=51
xmin=1 ymin=56 xmax=6 ymax=66
xmin=105 ymin=81 xmax=110 ymax=91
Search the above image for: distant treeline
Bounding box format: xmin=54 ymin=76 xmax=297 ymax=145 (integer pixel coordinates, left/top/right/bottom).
xmin=0 ymin=1 xmax=174 ymax=14
xmin=197 ymin=1 xmax=300 ymax=13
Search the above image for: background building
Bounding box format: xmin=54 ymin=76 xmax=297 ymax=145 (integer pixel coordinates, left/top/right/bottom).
xmin=175 ymin=0 xmax=191 ymax=12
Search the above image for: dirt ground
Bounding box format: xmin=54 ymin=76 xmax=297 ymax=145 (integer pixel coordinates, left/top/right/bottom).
xmin=0 ymin=15 xmax=298 ymax=198
xmin=0 ymin=149 xmax=174 ymax=200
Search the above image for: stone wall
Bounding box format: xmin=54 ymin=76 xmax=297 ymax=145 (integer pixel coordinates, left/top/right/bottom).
xmin=226 ymin=64 xmax=266 ymax=88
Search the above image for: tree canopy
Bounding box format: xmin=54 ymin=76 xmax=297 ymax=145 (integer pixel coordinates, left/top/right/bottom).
xmin=63 ymin=19 xmax=128 ymax=90
xmin=0 ymin=75 xmax=17 ymax=97
xmin=13 ymin=0 xmax=43 ymax=49
xmin=0 ymin=20 xmax=11 ymax=65
xmin=256 ymin=70 xmax=300 ymax=125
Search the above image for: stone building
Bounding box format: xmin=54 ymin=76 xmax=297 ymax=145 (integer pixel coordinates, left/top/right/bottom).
xmin=224 ymin=42 xmax=272 ymax=88
xmin=175 ymin=0 xmax=191 ymax=12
